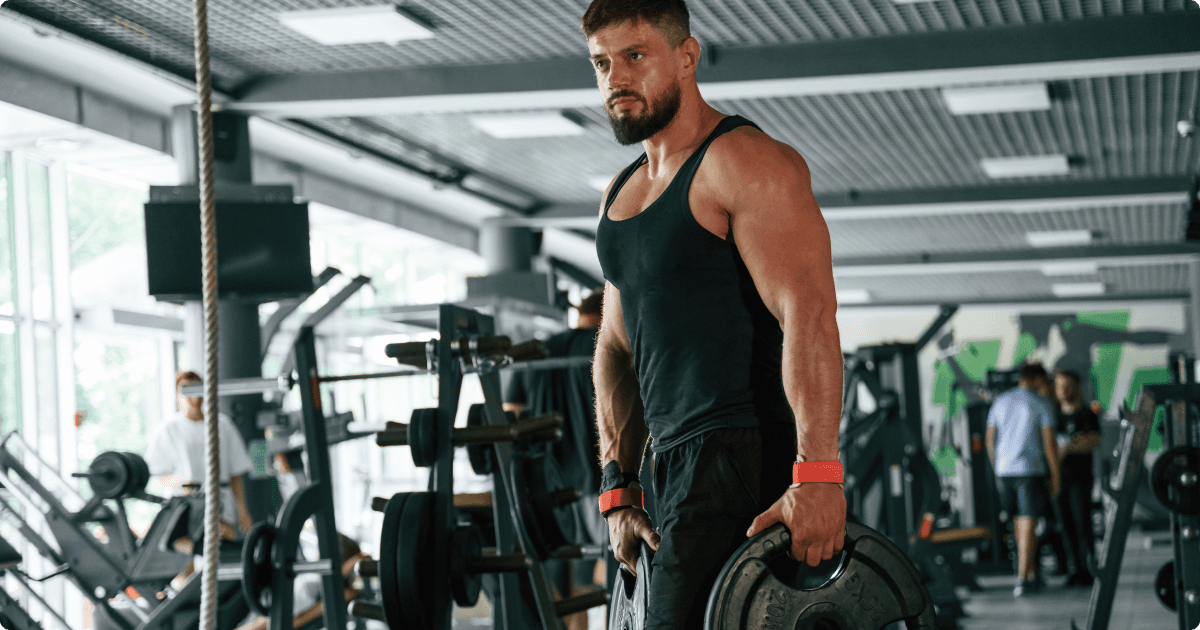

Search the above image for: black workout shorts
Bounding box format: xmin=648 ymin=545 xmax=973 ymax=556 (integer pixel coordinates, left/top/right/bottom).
xmin=645 ymin=422 xmax=794 ymax=630
xmin=998 ymin=474 xmax=1047 ymax=519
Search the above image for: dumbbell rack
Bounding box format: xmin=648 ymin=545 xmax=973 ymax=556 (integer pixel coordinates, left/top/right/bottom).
xmin=376 ymin=304 xmax=566 ymax=630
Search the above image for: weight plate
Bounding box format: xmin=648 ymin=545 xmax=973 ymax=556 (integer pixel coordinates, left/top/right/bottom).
xmin=1155 ymin=561 xmax=1176 ymax=611
xmin=704 ymin=521 xmax=935 ymax=630
xmin=517 ymin=450 xmax=578 ymax=558
xmin=449 ymin=523 xmax=483 ymax=607
xmin=119 ymin=452 xmax=150 ymax=496
xmin=609 ymin=543 xmax=653 ymax=630
xmin=378 ymin=493 xmax=410 ymax=630
xmin=1151 ymin=446 xmax=1200 ymax=516
xmin=465 ymin=405 xmax=495 ymax=476
xmin=87 ymin=452 xmax=131 ymax=499
xmin=408 ymin=408 xmax=439 ymax=468
xmin=396 ymin=492 xmax=439 ymax=630
xmin=241 ymin=522 xmax=277 ymax=616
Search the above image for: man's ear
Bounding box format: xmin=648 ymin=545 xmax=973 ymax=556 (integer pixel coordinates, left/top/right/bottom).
xmin=677 ymin=37 xmax=702 ymax=76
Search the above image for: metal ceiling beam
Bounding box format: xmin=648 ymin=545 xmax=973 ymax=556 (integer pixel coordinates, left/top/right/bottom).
xmin=831 ymin=244 xmax=1200 ymax=278
xmin=494 ymin=177 xmax=1195 ymax=228
xmin=228 ymin=12 xmax=1200 ymax=117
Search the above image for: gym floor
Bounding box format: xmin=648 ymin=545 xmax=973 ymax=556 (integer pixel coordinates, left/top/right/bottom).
xmin=961 ymin=527 xmax=1177 ymax=630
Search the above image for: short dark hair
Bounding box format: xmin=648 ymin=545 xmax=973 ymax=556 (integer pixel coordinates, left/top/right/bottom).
xmin=581 ymin=0 xmax=691 ymax=47
xmin=1018 ymin=362 xmax=1048 ymax=383
xmin=338 ymin=534 xmax=362 ymax=563
xmin=578 ymin=289 xmax=604 ymax=317
xmin=1054 ymin=368 xmax=1081 ymax=384
xmin=176 ymin=370 xmax=201 ymax=391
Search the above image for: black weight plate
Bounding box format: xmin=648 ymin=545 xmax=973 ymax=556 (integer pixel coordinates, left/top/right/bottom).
xmin=241 ymin=522 xmax=277 ymax=616
xmin=120 ymin=452 xmax=151 ymax=495
xmin=88 ymin=452 xmax=131 ymax=499
xmin=408 ymin=408 xmax=439 ymax=468
xmin=396 ymin=492 xmax=439 ymax=630
xmin=465 ymin=405 xmax=495 ymax=476
xmin=518 ymin=450 xmax=578 ymax=558
xmin=1151 ymin=446 xmax=1200 ymax=516
xmin=1155 ymin=561 xmax=1176 ymax=611
xmin=449 ymin=523 xmax=483 ymax=607
xmin=609 ymin=543 xmax=653 ymax=630
xmin=704 ymin=521 xmax=935 ymax=630
xmin=378 ymin=493 xmax=411 ymax=630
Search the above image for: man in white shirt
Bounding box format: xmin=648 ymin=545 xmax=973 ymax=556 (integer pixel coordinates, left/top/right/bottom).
xmin=146 ymin=370 xmax=255 ymax=536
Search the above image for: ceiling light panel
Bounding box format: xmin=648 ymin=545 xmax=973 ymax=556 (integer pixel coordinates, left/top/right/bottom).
xmin=835 ymin=289 xmax=872 ymax=304
xmin=1040 ymin=261 xmax=1100 ymax=276
xmin=1051 ymin=282 xmax=1106 ymax=298
xmin=980 ymin=155 xmax=1070 ymax=178
xmin=942 ymin=83 xmax=1051 ymax=115
xmin=279 ymin=6 xmax=435 ymax=45
xmin=469 ymin=113 xmax=586 ymax=139
xmin=588 ymin=176 xmax=613 ymax=192
xmin=1025 ymin=229 xmax=1093 ymax=248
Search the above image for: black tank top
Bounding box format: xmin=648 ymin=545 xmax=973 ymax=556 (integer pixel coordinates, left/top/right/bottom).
xmin=595 ymin=115 xmax=791 ymax=452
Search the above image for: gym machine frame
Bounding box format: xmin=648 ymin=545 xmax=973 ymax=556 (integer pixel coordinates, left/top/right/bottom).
xmin=1072 ymin=381 xmax=1200 ymax=630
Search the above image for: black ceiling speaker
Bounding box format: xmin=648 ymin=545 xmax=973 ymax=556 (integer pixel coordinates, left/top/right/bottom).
xmin=1187 ymin=176 xmax=1200 ymax=241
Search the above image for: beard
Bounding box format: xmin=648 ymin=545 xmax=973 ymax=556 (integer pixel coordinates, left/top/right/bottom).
xmin=605 ymin=83 xmax=682 ymax=146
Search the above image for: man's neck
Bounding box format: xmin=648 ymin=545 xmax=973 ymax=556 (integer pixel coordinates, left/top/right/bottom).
xmin=1060 ymin=399 xmax=1082 ymax=413
xmin=641 ymin=91 xmax=723 ymax=177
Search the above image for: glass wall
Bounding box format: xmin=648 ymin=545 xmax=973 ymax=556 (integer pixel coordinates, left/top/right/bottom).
xmin=0 ymin=154 xmax=19 ymax=436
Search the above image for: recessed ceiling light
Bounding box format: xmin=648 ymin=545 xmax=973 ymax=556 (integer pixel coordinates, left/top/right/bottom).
xmin=980 ymin=154 xmax=1069 ymax=178
xmin=942 ymin=83 xmax=1051 ymax=115
xmin=34 ymin=137 xmax=83 ymax=152
xmin=588 ymin=176 xmax=613 ymax=192
xmin=279 ymin=6 xmax=434 ymax=45
xmin=1039 ymin=261 xmax=1100 ymax=276
xmin=1025 ymin=230 xmax=1093 ymax=248
xmin=469 ymin=113 xmax=586 ymax=139
xmin=1051 ymin=282 xmax=1106 ymax=298
xmin=836 ymin=289 xmax=872 ymax=304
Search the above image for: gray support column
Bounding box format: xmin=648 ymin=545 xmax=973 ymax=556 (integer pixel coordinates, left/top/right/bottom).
xmin=1190 ymin=259 xmax=1200 ymax=355
xmin=172 ymin=107 xmax=272 ymax=522
xmin=480 ymin=222 xmax=534 ymax=274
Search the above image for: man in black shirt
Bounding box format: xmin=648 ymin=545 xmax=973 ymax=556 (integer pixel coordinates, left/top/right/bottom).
xmin=1053 ymin=368 xmax=1101 ymax=586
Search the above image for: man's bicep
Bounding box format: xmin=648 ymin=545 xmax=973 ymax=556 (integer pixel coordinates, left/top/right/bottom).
xmin=596 ymin=282 xmax=630 ymax=354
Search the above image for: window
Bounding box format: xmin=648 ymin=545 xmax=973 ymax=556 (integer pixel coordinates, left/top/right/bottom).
xmin=0 ymin=154 xmax=18 ymax=435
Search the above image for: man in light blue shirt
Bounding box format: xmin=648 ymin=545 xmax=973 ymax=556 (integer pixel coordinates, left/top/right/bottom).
xmin=986 ymin=362 xmax=1061 ymax=597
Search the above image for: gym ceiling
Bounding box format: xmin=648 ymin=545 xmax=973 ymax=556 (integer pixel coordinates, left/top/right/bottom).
xmin=1 ymin=0 xmax=1198 ymax=309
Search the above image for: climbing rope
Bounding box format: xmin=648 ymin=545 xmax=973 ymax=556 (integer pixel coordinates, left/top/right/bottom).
xmin=189 ymin=0 xmax=221 ymax=629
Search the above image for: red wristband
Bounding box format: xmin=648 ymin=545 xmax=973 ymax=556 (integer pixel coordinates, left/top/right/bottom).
xmin=599 ymin=487 xmax=643 ymax=516
xmin=792 ymin=461 xmax=843 ymax=484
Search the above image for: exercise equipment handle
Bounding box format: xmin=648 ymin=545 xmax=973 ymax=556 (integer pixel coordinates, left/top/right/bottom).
xmin=347 ymin=601 xmax=386 ymax=622
xmin=555 ymin=590 xmax=609 ymax=617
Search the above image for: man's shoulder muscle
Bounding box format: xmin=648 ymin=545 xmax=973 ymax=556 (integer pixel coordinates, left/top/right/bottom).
xmin=696 ymin=127 xmax=811 ymax=211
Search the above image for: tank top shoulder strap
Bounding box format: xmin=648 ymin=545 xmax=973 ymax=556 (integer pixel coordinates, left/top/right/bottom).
xmin=673 ymin=115 xmax=761 ymax=193
xmin=603 ymin=154 xmax=648 ymax=214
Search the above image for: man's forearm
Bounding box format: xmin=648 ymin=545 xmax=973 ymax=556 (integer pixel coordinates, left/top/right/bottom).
xmin=593 ymin=344 xmax=648 ymax=474
xmin=781 ymin=304 xmax=842 ymax=462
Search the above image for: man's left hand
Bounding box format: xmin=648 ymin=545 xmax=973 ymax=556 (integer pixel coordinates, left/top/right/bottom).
xmin=746 ymin=483 xmax=847 ymax=567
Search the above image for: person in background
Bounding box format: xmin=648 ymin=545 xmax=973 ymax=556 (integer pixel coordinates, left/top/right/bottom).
xmin=505 ymin=289 xmax=604 ymax=630
xmin=1053 ymin=368 xmax=1100 ymax=587
xmin=987 ymin=362 xmax=1061 ymax=597
xmin=146 ymin=371 xmax=255 ymax=538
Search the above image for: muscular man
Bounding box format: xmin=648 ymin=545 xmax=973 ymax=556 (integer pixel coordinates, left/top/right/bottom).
xmin=583 ymin=1 xmax=846 ymax=626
